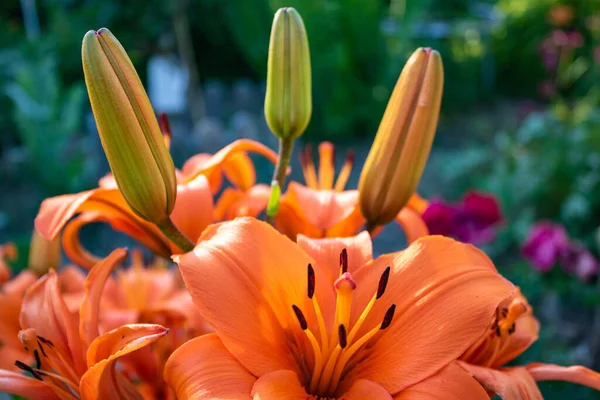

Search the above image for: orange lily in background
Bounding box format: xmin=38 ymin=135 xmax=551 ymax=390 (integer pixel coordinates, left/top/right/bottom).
xmin=35 ymin=139 xmax=277 ymax=269
xmin=276 ymin=142 xmax=429 ymax=242
xmin=457 ymin=289 xmax=600 ymax=399
xmin=165 ymin=217 xmax=514 ymax=399
xmin=0 ymin=249 xmax=169 ymax=400
xmin=0 ymin=243 xmax=37 ymax=372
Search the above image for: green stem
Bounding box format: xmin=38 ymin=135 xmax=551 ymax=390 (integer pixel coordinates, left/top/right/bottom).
xmin=266 ymin=137 xmax=294 ymax=224
xmin=157 ymin=217 xmax=195 ymax=253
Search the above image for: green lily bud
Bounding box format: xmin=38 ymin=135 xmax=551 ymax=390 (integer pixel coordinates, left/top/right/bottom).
xmin=359 ymin=48 xmax=444 ymax=228
xmin=264 ymin=7 xmax=312 ymax=139
xmin=29 ymin=230 xmax=61 ymax=276
xmin=82 ymin=28 xmax=177 ymax=224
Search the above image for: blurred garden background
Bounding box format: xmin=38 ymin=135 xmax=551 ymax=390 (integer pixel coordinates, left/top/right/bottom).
xmin=1 ymin=0 xmax=600 ymax=398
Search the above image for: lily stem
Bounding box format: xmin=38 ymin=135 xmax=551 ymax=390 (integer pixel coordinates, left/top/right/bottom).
xmin=157 ymin=217 xmax=195 ymax=253
xmin=266 ymin=137 xmax=295 ymax=224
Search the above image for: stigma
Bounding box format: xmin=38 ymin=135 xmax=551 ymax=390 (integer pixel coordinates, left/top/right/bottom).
xmin=291 ymin=249 xmax=395 ymax=397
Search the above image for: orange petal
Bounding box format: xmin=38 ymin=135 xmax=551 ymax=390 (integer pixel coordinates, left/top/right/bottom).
xmin=285 ymin=183 xmax=360 ymax=231
xmin=214 ymin=184 xmax=271 ymax=222
xmin=79 ymin=249 xmax=128 ymax=349
xmin=20 ymin=270 xmax=87 ymax=377
xmin=181 ymin=139 xmax=278 ymax=186
xmin=527 ymin=362 xmax=600 ymax=391
xmin=80 ymin=324 xmax=168 ymax=399
xmin=181 ymin=153 xmax=224 ymax=192
xmin=457 ymin=361 xmax=543 ymax=400
xmin=222 ymin=151 xmax=256 ymax=191
xmin=296 ymin=231 xmax=373 ymax=285
xmin=170 ymin=175 xmax=214 ymax=250
xmin=406 ymin=193 xmax=428 ymax=215
xmin=214 ymin=188 xmax=245 ymax=221
xmin=0 ymin=370 xmax=59 ymax=400
xmin=3 ymin=270 xmax=37 ymax=295
xmin=394 ymin=362 xmax=490 ymax=400
xmin=342 ymin=379 xmax=392 ymax=400
xmin=250 ymin=370 xmax=308 ymax=399
xmin=324 ymin=206 xmax=366 ymax=238
xmin=37 ymin=189 xmax=170 ymax=268
xmin=164 ymin=333 xmax=255 ymax=400
xmin=175 ymin=217 xmax=335 ymax=377
xmin=340 ymin=236 xmax=514 ymax=394
xmin=275 ymin=199 xmax=322 ymax=240
xmin=395 ymin=207 xmax=429 ymax=244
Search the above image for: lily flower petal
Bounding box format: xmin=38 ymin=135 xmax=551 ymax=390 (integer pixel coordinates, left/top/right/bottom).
xmin=180 ymin=139 xmax=278 ymax=187
xmin=394 ymin=363 xmax=490 ymax=400
xmin=79 ymin=248 xmax=128 ymax=348
xmin=344 ymin=380 xmax=392 ymax=400
xmin=80 ymin=324 xmax=169 ymax=400
xmin=169 ymin=175 xmax=214 ymax=250
xmin=395 ymin=207 xmax=429 ymax=244
xmin=296 ymin=231 xmax=373 ymax=284
xmin=175 ymin=217 xmax=336 ymax=376
xmin=222 ymin=151 xmax=256 ymax=191
xmin=340 ymin=236 xmax=514 ymax=394
xmin=527 ymin=363 xmax=600 ymax=391
xmin=457 ymin=361 xmax=543 ymax=400
xmin=214 ymin=184 xmax=271 ymax=222
xmin=0 ymin=370 xmax=59 ymax=400
xmin=251 ymin=370 xmax=310 ymax=399
xmin=20 ymin=270 xmax=87 ymax=377
xmin=164 ymin=333 xmax=255 ymax=400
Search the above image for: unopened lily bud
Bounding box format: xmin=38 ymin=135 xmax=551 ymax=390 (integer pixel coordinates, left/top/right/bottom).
xmin=29 ymin=230 xmax=61 ymax=276
xmin=359 ymin=48 xmax=443 ymax=228
xmin=264 ymin=7 xmax=312 ymax=140
xmin=82 ymin=28 xmax=177 ymax=224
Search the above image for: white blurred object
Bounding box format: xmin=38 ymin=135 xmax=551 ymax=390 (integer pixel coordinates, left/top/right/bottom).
xmin=148 ymin=54 xmax=189 ymax=114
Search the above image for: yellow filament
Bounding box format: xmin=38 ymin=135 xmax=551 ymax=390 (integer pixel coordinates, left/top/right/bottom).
xmin=346 ymin=293 xmax=377 ymax=344
xmin=303 ymin=329 xmax=324 ymax=394
xmin=327 ymin=324 xmax=381 ymax=395
xmin=41 ymin=344 xmax=82 ymax=387
xmin=333 ymin=161 xmax=352 ymax=191
xmin=303 ymin=158 xmax=318 ymax=189
xmin=318 ymin=145 xmax=335 ymax=190
xmin=317 ymin=345 xmax=342 ymax=394
xmin=312 ymin=296 xmax=329 ymax=356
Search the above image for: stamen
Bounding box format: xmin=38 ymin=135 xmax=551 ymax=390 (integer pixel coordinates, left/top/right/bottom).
xmin=33 ymin=349 xmax=41 ymax=369
xmin=327 ymin=303 xmax=397 ymax=395
xmin=340 ymin=248 xmax=348 ymax=274
xmin=332 ymin=272 xmax=355 ymax=350
xmin=37 ymin=340 xmax=48 ymax=357
xmin=338 ymin=325 xmax=347 ymax=349
xmin=380 ymin=304 xmax=396 ymax=330
xmin=292 ymin=305 xmax=308 ymax=330
xmin=15 ymin=360 xmax=43 ymax=381
xmin=37 ymin=336 xmax=54 ymax=348
xmin=333 ymin=150 xmax=355 ymax=191
xmin=376 ymin=266 xmax=390 ymax=299
xmin=307 ymin=264 xmax=315 ymax=299
xmin=300 ymin=144 xmax=318 ymax=189
xmin=318 ymin=142 xmax=335 ymax=190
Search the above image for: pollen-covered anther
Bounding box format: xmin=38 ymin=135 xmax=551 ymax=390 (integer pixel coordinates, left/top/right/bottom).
xmin=339 ymin=248 xmax=348 ymax=274
xmin=380 ymin=304 xmax=396 ymax=330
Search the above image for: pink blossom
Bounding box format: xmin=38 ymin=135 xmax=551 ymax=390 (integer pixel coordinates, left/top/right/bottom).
xmin=522 ymin=222 xmax=570 ymax=272
xmin=560 ymin=243 xmax=599 ymax=282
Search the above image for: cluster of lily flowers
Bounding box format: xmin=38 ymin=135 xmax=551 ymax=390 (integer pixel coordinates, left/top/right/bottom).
xmin=1 ymin=7 xmax=600 ymax=400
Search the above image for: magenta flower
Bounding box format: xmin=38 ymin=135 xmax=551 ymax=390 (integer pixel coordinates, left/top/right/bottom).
xmin=422 ymin=191 xmax=502 ymax=245
xmin=522 ymin=222 xmax=570 ymax=272
xmin=560 ymin=243 xmax=599 ymax=282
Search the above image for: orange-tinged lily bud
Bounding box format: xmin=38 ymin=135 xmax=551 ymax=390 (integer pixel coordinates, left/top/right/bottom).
xmin=264 ymin=7 xmax=312 ymax=139
xmin=359 ymin=47 xmax=443 ymax=228
xmin=82 ymin=28 xmax=177 ymax=224
xmin=28 ymin=230 xmax=61 ymax=276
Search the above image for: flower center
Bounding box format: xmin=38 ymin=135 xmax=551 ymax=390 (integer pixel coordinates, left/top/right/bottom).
xmin=299 ymin=143 xmax=355 ymax=191
xmin=16 ymin=329 xmax=81 ymax=399
xmin=292 ymin=249 xmax=395 ymax=397
xmin=460 ymin=294 xmax=530 ymax=368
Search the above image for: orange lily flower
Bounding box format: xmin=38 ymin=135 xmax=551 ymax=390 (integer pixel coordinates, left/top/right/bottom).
xmin=276 ymin=142 xmax=429 ymax=242
xmin=164 ymin=217 xmax=515 ymax=399
xmin=35 ymin=139 xmax=277 ymax=269
xmin=0 ymin=243 xmax=37 ymax=372
xmin=0 ymin=249 xmax=168 ymax=400
xmin=457 ymin=289 xmax=600 ymax=399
